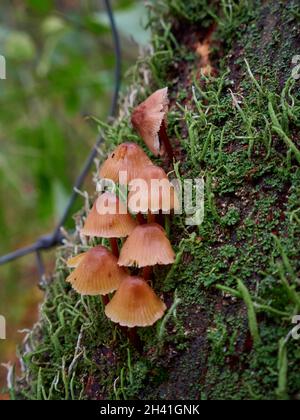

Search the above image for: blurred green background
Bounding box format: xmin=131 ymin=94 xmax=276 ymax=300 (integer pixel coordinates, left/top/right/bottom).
xmin=0 ymin=0 xmax=148 ymax=394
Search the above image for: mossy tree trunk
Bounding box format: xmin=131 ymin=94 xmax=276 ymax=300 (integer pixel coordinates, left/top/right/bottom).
xmin=15 ymin=0 xmax=300 ymax=400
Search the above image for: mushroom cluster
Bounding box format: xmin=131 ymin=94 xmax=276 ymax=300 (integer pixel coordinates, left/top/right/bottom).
xmin=66 ymin=88 xmax=177 ymax=342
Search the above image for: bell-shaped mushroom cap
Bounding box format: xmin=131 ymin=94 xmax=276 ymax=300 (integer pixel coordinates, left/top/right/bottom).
xmin=118 ymin=223 xmax=175 ymax=268
xmin=81 ymin=192 xmax=137 ymax=238
xmin=131 ymin=87 xmax=169 ymax=156
xmin=128 ymin=165 xmax=179 ymax=214
xmin=67 ymin=252 xmax=87 ymax=268
xmin=66 ymin=246 xmax=127 ymax=296
xmin=99 ymin=142 xmax=152 ymax=183
xmin=105 ymin=276 xmax=166 ymax=327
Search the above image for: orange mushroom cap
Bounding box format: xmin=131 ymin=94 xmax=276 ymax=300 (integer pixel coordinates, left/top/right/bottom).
xmin=81 ymin=192 xmax=137 ymax=238
xmin=118 ymin=223 xmax=175 ymax=268
xmin=99 ymin=142 xmax=152 ymax=183
xmin=66 ymin=246 xmax=127 ymax=296
xmin=67 ymin=252 xmax=87 ymax=268
xmin=131 ymin=87 xmax=169 ymax=156
xmin=105 ymin=276 xmax=166 ymax=327
xmin=128 ymin=164 xmax=179 ymax=214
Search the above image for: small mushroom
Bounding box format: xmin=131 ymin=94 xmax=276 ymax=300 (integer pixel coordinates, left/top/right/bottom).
xmin=105 ymin=276 xmax=166 ymax=327
xmin=128 ymin=164 xmax=179 ymax=222
xmin=81 ymin=192 xmax=137 ymax=257
xmin=99 ymin=142 xmax=152 ymax=184
xmin=118 ymin=223 xmax=175 ymax=280
xmin=66 ymin=246 xmax=127 ymax=305
xmin=131 ymin=87 xmax=174 ymax=160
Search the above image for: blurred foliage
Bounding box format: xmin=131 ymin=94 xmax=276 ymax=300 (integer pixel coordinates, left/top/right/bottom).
xmin=0 ymin=0 xmax=148 ymax=387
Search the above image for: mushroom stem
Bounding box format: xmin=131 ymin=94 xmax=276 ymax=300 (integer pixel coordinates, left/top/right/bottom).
xmin=128 ymin=327 xmax=143 ymax=353
xmin=109 ymin=238 xmax=119 ymax=258
xmin=102 ymin=295 xmax=110 ymax=306
xmin=159 ymin=120 xmax=174 ymax=161
xmin=164 ymin=213 xmax=171 ymax=237
xmin=157 ymin=210 xmax=164 ymax=227
xmin=142 ymin=266 xmax=152 ymax=281
xmin=147 ymin=212 xmax=156 ymax=224
xmin=137 ymin=213 xmax=145 ymax=225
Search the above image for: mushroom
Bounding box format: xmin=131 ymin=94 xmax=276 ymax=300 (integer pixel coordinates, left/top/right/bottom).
xmin=66 ymin=246 xmax=127 ymax=305
xmin=131 ymin=87 xmax=174 ymax=160
xmin=66 ymin=252 xmax=87 ymax=268
xmin=99 ymin=142 xmax=152 ymax=184
xmin=105 ymin=276 xmax=166 ymax=327
xmin=118 ymin=223 xmax=175 ymax=280
xmin=128 ymin=164 xmax=179 ymax=223
xmin=81 ymin=192 xmax=137 ymax=257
